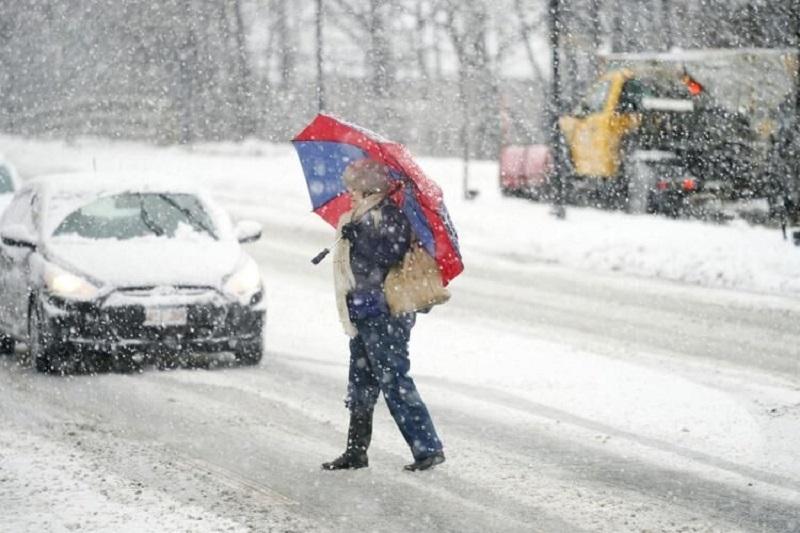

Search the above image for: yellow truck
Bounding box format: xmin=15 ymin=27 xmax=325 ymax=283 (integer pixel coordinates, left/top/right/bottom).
xmin=557 ymin=48 xmax=798 ymax=214
xmin=559 ymin=69 xmax=641 ymax=181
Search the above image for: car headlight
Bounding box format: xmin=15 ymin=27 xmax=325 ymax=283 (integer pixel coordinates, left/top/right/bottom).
xmin=224 ymin=258 xmax=262 ymax=303
xmin=44 ymin=264 xmax=99 ymax=301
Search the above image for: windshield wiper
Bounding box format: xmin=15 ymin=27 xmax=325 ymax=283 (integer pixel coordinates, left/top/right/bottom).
xmin=138 ymin=195 xmax=165 ymax=236
xmin=156 ymin=194 xmax=217 ymax=240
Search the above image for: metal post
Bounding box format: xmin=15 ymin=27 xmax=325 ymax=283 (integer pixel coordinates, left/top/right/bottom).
xmin=316 ymin=0 xmax=325 ymax=113
xmin=459 ymin=59 xmax=478 ymax=200
xmin=795 ymin=4 xmax=800 ymax=130
xmin=460 ymin=70 xmax=471 ymax=200
xmin=611 ymin=0 xmax=622 ymax=53
xmin=792 ymin=4 xmax=800 ymax=226
xmin=549 ymin=0 xmax=565 ymax=218
xmin=662 ymin=0 xmax=673 ymax=51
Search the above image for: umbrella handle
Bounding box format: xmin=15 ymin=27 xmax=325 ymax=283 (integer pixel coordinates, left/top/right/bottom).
xmin=311 ymin=248 xmax=331 ymax=265
xmin=311 ymin=235 xmax=345 ymax=265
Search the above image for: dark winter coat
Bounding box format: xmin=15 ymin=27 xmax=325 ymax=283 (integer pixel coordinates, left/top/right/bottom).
xmin=345 ymin=199 xmax=411 ymax=321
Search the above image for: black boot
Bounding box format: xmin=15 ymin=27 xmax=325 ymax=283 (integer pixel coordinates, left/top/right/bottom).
xmin=404 ymin=451 xmax=445 ymax=472
xmin=322 ymin=410 xmax=373 ymax=470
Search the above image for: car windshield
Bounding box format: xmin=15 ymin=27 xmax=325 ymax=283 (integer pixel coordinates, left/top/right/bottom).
xmin=53 ymin=192 xmax=217 ymax=240
xmin=636 ymin=77 xmax=697 ymax=99
xmin=574 ymin=79 xmax=611 ymax=115
xmin=0 ymin=165 xmax=14 ymax=193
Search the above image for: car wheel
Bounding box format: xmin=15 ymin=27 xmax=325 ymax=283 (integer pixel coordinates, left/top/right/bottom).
xmin=236 ymin=332 xmax=264 ymax=366
xmin=0 ymin=334 xmax=15 ymax=356
xmin=28 ymin=300 xmax=63 ymax=374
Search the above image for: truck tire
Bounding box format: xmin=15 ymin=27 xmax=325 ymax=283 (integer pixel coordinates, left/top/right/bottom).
xmin=0 ymin=335 xmax=15 ymax=356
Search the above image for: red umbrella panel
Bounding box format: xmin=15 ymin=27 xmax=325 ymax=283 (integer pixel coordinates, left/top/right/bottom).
xmin=292 ymin=114 xmax=463 ymax=285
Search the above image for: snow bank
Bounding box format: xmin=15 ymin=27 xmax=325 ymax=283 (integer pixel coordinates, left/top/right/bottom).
xmin=418 ymin=157 xmax=800 ymax=298
xmin=2 ymin=135 xmax=798 ymax=298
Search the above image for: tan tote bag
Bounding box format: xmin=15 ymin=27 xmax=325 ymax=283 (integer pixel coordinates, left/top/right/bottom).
xmin=385 ymin=242 xmax=451 ymax=315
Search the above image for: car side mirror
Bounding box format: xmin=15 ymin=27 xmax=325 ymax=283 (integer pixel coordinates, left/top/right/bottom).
xmin=571 ymin=102 xmax=588 ymax=118
xmin=235 ymin=220 xmax=262 ymax=244
xmin=0 ymin=224 xmax=37 ymax=250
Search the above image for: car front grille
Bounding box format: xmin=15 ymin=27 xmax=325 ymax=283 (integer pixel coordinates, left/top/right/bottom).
xmin=73 ymin=285 xmax=231 ymax=341
xmin=98 ymin=304 xmax=229 ymax=340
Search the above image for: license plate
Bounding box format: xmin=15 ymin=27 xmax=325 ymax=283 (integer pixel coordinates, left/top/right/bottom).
xmin=144 ymin=306 xmax=187 ymax=327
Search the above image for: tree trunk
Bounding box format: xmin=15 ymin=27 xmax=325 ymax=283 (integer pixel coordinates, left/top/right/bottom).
xmin=276 ymin=0 xmax=295 ymax=91
xmin=513 ymin=0 xmax=546 ymax=84
xmin=231 ymin=0 xmax=255 ymax=137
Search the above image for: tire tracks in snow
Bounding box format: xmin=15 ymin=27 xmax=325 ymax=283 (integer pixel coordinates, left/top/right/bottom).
xmin=0 ymin=361 xmax=317 ymax=532
xmin=151 ymin=356 xmax=791 ymax=533
xmin=272 ymin=352 xmax=800 ymax=533
xmin=0 ymin=359 xmax=564 ymax=532
xmin=150 ymin=365 xmax=575 ymax=533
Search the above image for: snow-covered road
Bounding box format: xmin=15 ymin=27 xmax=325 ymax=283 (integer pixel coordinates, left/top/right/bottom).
xmin=1 ymin=138 xmax=799 ymax=532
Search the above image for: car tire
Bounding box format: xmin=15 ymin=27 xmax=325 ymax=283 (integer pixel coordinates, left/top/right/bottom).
xmin=0 ymin=334 xmax=15 ymax=356
xmin=236 ymin=331 xmax=264 ymax=366
xmin=27 ymin=300 xmax=63 ymax=374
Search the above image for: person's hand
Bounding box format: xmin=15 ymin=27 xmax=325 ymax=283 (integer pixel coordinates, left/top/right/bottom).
xmin=341 ymin=222 xmax=359 ymax=241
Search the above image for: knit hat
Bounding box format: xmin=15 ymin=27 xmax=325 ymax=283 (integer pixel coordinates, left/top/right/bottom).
xmin=342 ymin=159 xmax=391 ymax=194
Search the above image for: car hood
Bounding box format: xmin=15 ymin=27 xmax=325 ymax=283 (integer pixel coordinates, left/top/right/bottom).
xmin=46 ymin=239 xmax=243 ymax=288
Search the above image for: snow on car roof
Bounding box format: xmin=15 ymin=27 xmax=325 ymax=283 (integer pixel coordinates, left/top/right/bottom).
xmin=28 ymin=172 xmax=234 ymax=239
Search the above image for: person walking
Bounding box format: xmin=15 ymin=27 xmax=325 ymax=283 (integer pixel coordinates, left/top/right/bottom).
xmin=322 ymin=159 xmax=445 ymax=472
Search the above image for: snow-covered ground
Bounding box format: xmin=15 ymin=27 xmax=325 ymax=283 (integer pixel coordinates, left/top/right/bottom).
xmin=0 ymin=136 xmax=799 ymax=532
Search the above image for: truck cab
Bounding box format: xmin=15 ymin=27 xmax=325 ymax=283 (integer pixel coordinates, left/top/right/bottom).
xmin=559 ymin=69 xmax=640 ymax=180
xmin=558 ymin=49 xmax=796 ymax=213
xmin=558 ymin=66 xmax=732 ymax=212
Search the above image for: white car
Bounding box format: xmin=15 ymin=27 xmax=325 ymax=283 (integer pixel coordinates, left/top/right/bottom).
xmin=0 ymin=156 xmax=20 ymax=215
xmin=0 ymin=173 xmax=266 ymax=373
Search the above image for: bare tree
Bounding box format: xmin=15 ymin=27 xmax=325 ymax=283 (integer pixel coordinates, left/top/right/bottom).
xmin=513 ymin=0 xmax=547 ymax=84
xmin=275 ymin=0 xmax=296 ymax=91
xmin=327 ymin=0 xmax=396 ymax=101
xmin=229 ymin=0 xmax=256 ymax=136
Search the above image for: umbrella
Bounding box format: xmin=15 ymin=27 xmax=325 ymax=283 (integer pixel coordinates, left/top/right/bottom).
xmin=292 ymin=113 xmax=463 ymax=285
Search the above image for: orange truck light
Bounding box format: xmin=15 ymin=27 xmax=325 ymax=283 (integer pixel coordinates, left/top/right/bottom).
xmin=682 ymin=75 xmax=704 ymax=96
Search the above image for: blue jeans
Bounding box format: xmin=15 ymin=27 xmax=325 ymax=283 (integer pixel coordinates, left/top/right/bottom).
xmin=345 ymin=313 xmax=443 ymax=459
